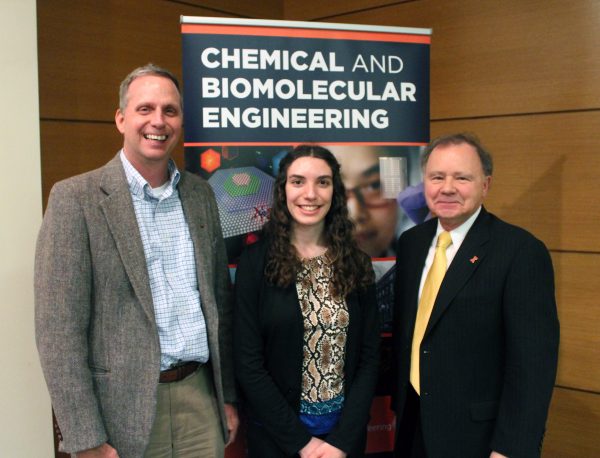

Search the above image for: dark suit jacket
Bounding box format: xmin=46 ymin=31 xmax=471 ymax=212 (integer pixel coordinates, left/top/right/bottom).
xmin=393 ymin=208 xmax=559 ymax=458
xmin=234 ymin=238 xmax=380 ymax=456
xmin=35 ymin=155 xmax=235 ymax=456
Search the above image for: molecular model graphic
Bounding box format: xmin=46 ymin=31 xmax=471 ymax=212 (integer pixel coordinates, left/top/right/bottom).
xmin=209 ymin=166 xmax=274 ymax=238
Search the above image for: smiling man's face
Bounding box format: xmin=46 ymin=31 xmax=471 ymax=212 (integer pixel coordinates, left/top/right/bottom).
xmin=115 ymin=75 xmax=182 ymax=170
xmin=424 ymin=142 xmax=491 ymax=231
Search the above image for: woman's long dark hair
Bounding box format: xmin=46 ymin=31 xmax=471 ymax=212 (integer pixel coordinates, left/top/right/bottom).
xmin=263 ymin=144 xmax=374 ymax=297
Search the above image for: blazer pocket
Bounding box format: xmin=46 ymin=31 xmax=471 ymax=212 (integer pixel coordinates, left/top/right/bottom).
xmin=90 ymin=366 xmax=110 ymax=377
xmin=470 ymin=400 xmax=499 ymax=421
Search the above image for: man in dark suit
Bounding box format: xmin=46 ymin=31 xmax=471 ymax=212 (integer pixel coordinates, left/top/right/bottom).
xmin=393 ymin=133 xmax=559 ymax=458
xmin=35 ymin=64 xmax=238 ymax=457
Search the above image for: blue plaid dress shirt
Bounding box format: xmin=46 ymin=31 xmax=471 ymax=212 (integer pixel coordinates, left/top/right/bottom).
xmin=120 ymin=151 xmax=209 ymax=370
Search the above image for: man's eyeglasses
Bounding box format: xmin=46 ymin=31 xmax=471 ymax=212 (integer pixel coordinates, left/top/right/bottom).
xmin=346 ymin=177 xmax=392 ymax=208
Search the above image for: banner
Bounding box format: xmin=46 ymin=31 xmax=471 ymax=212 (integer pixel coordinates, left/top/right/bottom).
xmin=182 ymin=16 xmax=431 ymax=457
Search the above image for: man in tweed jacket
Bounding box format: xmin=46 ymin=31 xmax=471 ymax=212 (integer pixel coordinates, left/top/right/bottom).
xmin=35 ymin=64 xmax=238 ymax=457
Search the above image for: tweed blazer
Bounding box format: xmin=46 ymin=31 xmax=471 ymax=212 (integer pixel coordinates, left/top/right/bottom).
xmin=393 ymin=208 xmax=559 ymax=458
xmin=35 ymin=154 xmax=234 ymax=456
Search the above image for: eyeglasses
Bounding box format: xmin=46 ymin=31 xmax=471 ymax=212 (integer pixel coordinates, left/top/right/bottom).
xmin=345 ymin=177 xmax=393 ymax=208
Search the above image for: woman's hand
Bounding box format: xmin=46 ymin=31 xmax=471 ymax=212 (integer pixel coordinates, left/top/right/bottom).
xmin=307 ymin=441 xmax=347 ymax=458
xmin=299 ymin=437 xmax=325 ymax=458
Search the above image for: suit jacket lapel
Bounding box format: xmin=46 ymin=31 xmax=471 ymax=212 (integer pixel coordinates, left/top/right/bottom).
xmin=99 ymin=155 xmax=155 ymax=322
xmin=425 ymin=209 xmax=491 ymax=336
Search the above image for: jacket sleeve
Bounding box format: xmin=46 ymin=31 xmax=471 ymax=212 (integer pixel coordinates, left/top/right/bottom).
xmin=34 ymin=182 xmax=108 ymax=453
xmin=233 ymin=245 xmax=312 ymax=455
xmin=490 ymin=235 xmax=560 ymax=458
xmin=326 ymin=279 xmax=381 ymax=453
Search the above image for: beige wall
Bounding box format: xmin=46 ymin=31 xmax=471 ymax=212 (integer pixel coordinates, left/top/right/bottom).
xmin=0 ymin=0 xmax=53 ymax=455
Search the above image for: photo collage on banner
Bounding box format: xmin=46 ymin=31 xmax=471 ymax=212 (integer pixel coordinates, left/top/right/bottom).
xmin=181 ymin=17 xmax=431 ymax=457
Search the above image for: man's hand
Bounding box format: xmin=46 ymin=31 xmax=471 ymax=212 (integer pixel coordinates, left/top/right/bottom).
xmin=76 ymin=443 xmax=119 ymax=457
xmin=299 ymin=437 xmax=325 ymax=458
xmin=309 ymin=441 xmax=347 ymax=458
xmin=224 ymin=403 xmax=240 ymax=446
xmin=490 ymin=452 xmax=508 ymax=458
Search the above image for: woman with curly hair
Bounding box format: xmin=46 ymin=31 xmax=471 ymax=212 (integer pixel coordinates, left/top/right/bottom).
xmin=234 ymin=145 xmax=380 ymax=458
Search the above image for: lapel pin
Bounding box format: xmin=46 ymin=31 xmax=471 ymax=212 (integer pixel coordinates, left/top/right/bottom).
xmin=470 ymin=256 xmax=479 ymax=264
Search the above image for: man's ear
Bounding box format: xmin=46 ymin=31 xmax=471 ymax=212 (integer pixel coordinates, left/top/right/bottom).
xmin=482 ymin=175 xmax=492 ymax=196
xmin=115 ymin=109 xmax=125 ymax=134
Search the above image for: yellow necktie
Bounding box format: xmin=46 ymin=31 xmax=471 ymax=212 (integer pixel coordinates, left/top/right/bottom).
xmin=410 ymin=231 xmax=452 ymax=395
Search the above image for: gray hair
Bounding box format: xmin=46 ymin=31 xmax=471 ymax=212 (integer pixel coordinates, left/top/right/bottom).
xmin=421 ymin=132 xmax=493 ymax=176
xmin=118 ymin=63 xmax=181 ymax=112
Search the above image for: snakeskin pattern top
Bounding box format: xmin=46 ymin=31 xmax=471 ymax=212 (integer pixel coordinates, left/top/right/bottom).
xmin=296 ymin=252 xmax=349 ymax=418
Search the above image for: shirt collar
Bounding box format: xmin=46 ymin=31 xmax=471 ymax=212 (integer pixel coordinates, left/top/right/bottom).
xmin=119 ymin=150 xmax=180 ymax=199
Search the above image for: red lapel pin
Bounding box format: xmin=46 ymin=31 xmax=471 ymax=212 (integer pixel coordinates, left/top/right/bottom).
xmin=470 ymin=256 xmax=479 ymax=264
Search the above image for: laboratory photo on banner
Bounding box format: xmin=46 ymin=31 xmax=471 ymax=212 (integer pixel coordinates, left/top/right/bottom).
xmin=185 ymin=142 xmax=426 ymax=457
